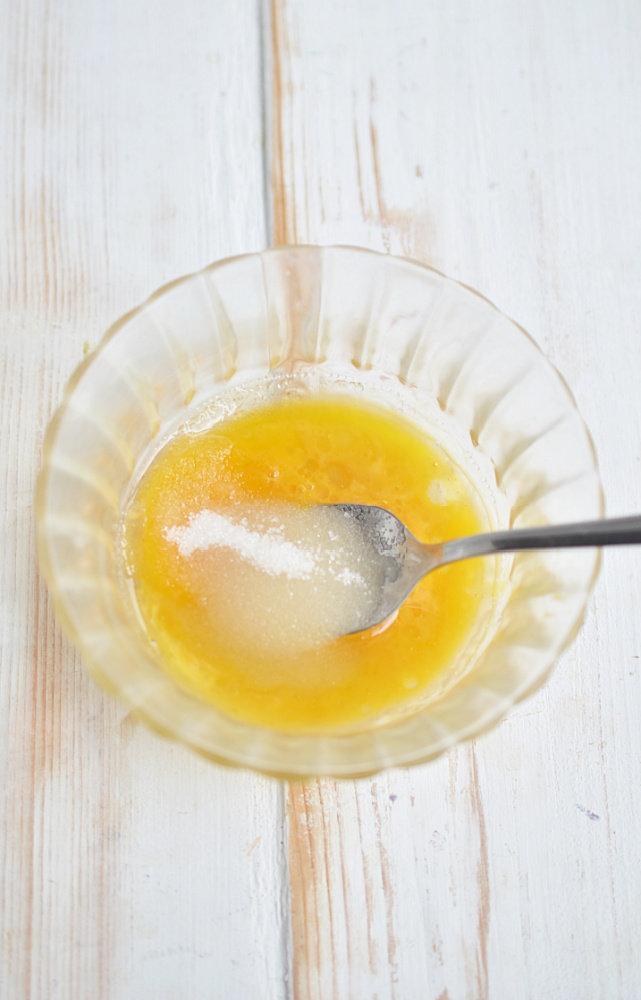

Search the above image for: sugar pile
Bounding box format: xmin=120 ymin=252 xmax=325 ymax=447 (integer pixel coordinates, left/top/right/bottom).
xmin=165 ymin=502 xmax=388 ymax=656
xmin=167 ymin=510 xmax=317 ymax=578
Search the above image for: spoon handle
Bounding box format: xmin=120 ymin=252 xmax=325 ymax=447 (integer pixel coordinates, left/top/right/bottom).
xmin=437 ymin=515 xmax=641 ymax=566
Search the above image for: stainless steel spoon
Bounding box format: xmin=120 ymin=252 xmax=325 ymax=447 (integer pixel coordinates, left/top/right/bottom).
xmin=329 ymin=505 xmax=641 ymax=634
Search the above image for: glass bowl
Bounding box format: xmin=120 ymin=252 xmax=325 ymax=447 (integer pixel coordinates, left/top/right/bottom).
xmin=35 ymin=246 xmax=602 ymax=778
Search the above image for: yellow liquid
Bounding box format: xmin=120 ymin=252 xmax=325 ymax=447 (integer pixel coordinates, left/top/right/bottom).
xmin=122 ymin=394 xmax=489 ymax=732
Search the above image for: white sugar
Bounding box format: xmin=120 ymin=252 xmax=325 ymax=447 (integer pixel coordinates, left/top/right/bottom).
xmin=166 ymin=509 xmax=316 ymax=578
xmin=164 ymin=502 xmax=388 ymax=656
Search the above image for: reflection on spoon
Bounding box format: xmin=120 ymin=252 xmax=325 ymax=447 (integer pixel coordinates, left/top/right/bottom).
xmin=323 ymin=504 xmax=641 ymax=635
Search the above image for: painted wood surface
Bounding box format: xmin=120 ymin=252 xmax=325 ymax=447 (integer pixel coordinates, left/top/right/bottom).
xmin=0 ymin=2 xmax=288 ymax=999
xmin=271 ymin=1 xmax=641 ymax=998
xmin=2 ymin=0 xmax=641 ymax=997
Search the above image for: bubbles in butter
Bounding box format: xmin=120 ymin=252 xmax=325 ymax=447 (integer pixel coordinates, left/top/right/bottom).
xmin=164 ymin=503 xmax=387 ymax=656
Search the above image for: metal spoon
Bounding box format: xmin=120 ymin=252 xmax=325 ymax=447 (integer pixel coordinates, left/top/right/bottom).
xmin=329 ymin=505 xmax=641 ymax=634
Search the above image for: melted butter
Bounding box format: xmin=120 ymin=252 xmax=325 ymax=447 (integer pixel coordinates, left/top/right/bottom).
xmin=122 ymin=394 xmax=491 ymax=732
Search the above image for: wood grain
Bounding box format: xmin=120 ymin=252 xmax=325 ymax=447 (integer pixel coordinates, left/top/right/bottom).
xmin=3 ymin=0 xmax=641 ymax=996
xmin=270 ymin=1 xmax=641 ymax=997
xmin=0 ymin=2 xmax=288 ymax=998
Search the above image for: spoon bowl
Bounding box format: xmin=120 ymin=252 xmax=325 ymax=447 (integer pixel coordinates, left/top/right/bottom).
xmin=331 ymin=504 xmax=641 ymax=634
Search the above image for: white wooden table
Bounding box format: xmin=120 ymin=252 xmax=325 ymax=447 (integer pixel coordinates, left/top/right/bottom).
xmin=2 ymin=1 xmax=641 ymax=997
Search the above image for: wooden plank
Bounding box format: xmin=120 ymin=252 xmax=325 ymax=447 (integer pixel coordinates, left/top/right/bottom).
xmin=270 ymin=0 xmax=641 ymax=996
xmin=0 ymin=2 xmax=290 ymax=998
